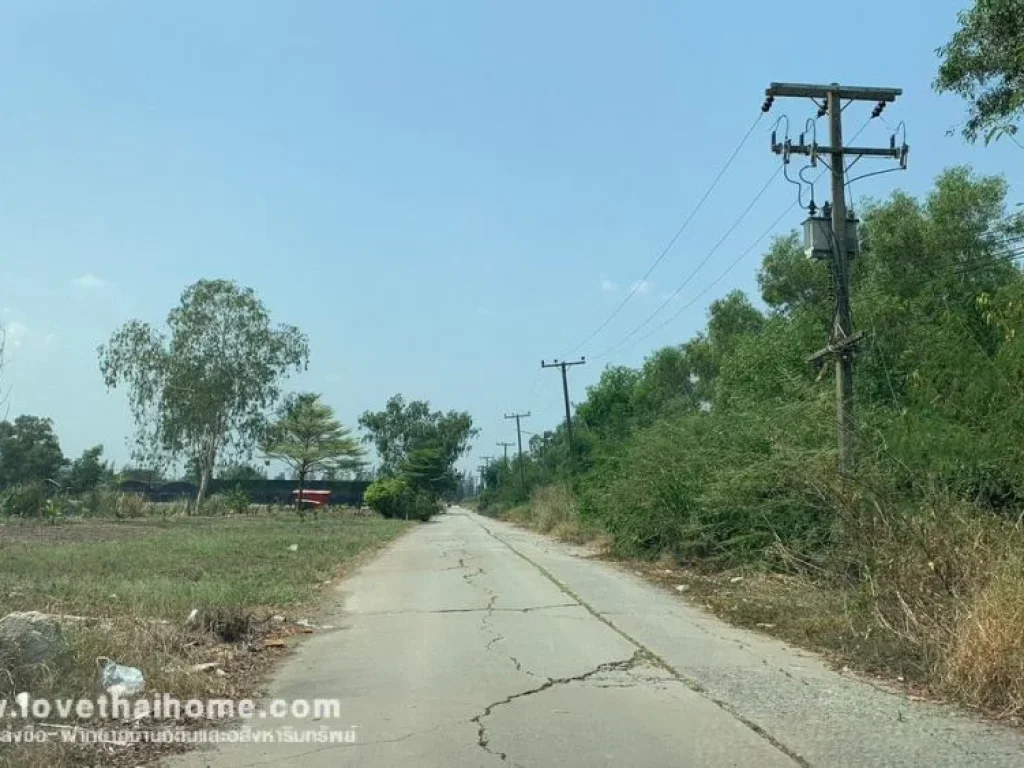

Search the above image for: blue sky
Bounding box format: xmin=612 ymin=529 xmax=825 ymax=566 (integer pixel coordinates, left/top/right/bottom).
xmin=0 ymin=0 xmax=1021 ymax=477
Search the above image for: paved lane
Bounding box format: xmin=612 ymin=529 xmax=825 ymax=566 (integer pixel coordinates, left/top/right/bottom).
xmin=172 ymin=508 xmax=1024 ymax=767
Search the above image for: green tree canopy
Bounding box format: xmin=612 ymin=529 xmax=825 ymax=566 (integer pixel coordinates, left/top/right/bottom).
xmin=484 ymin=166 xmax=1024 ymax=538
xmin=0 ymin=415 xmax=66 ymax=486
xmin=65 ymin=445 xmax=113 ymax=494
xmin=218 ymin=463 xmax=268 ymax=481
xmin=263 ymin=392 xmax=365 ymax=508
xmin=99 ymin=279 xmax=308 ymax=510
xmin=358 ymin=394 xmax=477 ymax=478
xmin=936 ymin=0 xmax=1024 ymax=142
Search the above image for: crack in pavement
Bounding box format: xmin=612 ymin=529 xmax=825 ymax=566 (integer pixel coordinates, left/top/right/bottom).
xmin=472 ymin=516 xmax=811 ymax=768
xmin=458 ymin=551 xmax=546 ymax=685
xmin=507 ymin=655 xmax=528 ymax=675
xmin=482 ymin=594 xmax=503 ymax=653
xmin=470 ymin=649 xmax=651 ymax=764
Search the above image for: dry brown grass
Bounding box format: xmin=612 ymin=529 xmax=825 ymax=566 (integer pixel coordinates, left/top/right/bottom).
xmin=500 ymin=484 xmax=602 ymax=545
xmin=944 ymin=559 xmax=1024 ymax=716
xmin=513 ymin=482 xmax=1024 ymax=723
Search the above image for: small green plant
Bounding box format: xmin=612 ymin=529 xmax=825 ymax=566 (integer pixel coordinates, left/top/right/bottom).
xmin=227 ymin=484 xmax=250 ymax=515
xmin=43 ymin=495 xmax=68 ymax=525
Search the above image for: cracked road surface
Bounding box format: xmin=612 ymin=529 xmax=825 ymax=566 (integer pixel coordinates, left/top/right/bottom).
xmin=172 ymin=508 xmax=1024 ymax=767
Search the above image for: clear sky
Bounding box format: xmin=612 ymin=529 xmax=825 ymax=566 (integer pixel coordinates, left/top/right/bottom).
xmin=1 ymin=0 xmax=1021 ymax=477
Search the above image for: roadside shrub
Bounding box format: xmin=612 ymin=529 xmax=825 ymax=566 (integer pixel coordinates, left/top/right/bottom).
xmin=579 ymin=403 xmax=834 ymax=567
xmin=0 ymin=482 xmax=48 ymax=517
xmin=502 ymin=484 xmax=597 ymax=543
xmin=405 ymin=490 xmax=441 ymax=521
xmin=364 ymin=478 xmax=438 ymax=521
xmin=364 ymin=478 xmax=409 ymax=519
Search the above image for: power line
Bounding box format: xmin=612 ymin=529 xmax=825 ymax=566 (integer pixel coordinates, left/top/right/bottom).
xmin=561 ymin=112 xmax=766 ymax=357
xmin=592 ymin=117 xmax=881 ymax=364
xmin=625 ymin=205 xmax=799 ymax=350
xmin=511 ymin=115 xmax=882 ymax=446
xmin=591 ymin=165 xmax=782 ymax=360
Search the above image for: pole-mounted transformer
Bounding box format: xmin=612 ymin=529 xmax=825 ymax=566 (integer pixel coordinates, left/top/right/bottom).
xmin=803 ymin=202 xmax=860 ymax=261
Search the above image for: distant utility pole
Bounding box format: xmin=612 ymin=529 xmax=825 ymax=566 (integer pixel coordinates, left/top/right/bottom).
xmin=764 ymin=82 xmax=907 ymax=476
xmin=540 ymin=357 xmax=586 ymax=453
xmin=496 ymin=441 xmax=515 ymax=464
xmin=478 ymin=456 xmax=494 ymax=490
xmin=504 ymin=411 xmax=530 ymax=498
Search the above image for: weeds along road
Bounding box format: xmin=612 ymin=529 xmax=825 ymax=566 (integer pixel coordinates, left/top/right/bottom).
xmin=171 ymin=508 xmax=1024 ymax=767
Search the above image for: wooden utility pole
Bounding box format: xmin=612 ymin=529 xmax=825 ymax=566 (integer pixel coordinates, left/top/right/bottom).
xmin=496 ymin=441 xmax=515 ymax=464
xmin=764 ymin=82 xmax=907 ymax=476
xmin=540 ymin=357 xmax=586 ymax=453
xmin=504 ymin=412 xmax=530 ymax=498
xmin=478 ymin=456 xmax=494 ymax=490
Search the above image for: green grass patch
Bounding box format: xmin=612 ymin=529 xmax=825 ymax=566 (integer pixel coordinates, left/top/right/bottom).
xmin=0 ymin=514 xmax=411 ymax=619
xmin=0 ymin=513 xmax=411 ymax=766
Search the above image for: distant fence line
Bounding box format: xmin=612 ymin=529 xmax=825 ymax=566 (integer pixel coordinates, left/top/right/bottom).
xmin=116 ymin=479 xmax=371 ymax=506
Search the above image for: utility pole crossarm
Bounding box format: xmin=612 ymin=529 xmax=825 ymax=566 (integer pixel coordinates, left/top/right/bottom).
xmin=773 ymin=145 xmax=903 ymax=159
xmin=765 ymin=82 xmax=902 ymax=101
xmin=540 ymin=358 xmax=587 ymax=370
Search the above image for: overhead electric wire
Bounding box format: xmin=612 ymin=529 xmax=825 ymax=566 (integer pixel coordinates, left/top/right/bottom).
xmin=590 ymin=165 xmax=782 ymax=360
xmin=561 ymin=112 xmax=766 ymax=357
xmin=510 ymin=115 xmax=892 ymax=443
xmin=620 ymin=204 xmax=799 ymax=352
xmin=590 ymin=117 xmax=880 ymax=363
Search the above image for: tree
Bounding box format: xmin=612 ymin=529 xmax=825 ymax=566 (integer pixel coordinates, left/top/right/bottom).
xmin=576 ymin=366 xmax=641 ymax=441
xmin=263 ymin=393 xmax=364 ymax=512
xmin=99 ymin=279 xmax=308 ymax=512
xmin=936 ymin=0 xmax=1024 ymax=143
xmin=358 ymin=394 xmax=476 ymax=478
xmin=0 ymin=415 xmax=66 ymax=486
xmin=66 ymin=445 xmax=113 ymax=494
xmin=219 ymin=463 xmax=267 ymax=481
xmin=758 ymin=233 xmax=831 ymax=315
xmin=401 ymin=442 xmax=454 ymax=499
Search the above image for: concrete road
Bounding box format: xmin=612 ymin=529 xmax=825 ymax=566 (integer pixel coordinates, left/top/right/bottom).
xmin=172 ymin=508 xmax=1024 ymax=767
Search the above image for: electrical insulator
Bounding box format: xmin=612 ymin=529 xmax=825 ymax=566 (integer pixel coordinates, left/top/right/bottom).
xmin=761 ymin=95 xmax=775 ymax=113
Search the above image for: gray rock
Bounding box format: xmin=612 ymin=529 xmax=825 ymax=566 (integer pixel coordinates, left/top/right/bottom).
xmin=0 ymin=611 xmax=70 ymax=668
